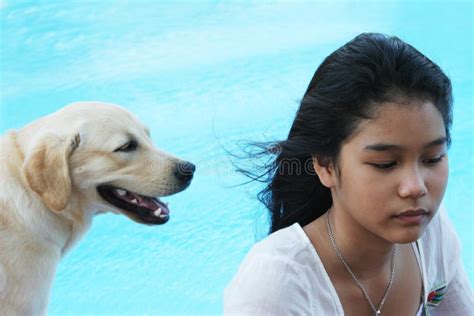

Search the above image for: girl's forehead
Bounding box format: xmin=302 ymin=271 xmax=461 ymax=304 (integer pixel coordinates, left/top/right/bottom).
xmin=347 ymin=101 xmax=446 ymax=149
xmin=370 ymin=100 xmax=435 ymax=119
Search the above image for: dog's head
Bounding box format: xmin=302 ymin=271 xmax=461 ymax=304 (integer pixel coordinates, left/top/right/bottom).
xmin=20 ymin=102 xmax=195 ymax=225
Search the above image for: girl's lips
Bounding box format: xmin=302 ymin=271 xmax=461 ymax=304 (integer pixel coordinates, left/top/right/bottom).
xmin=394 ymin=209 xmax=429 ymax=225
xmin=395 ymin=214 xmax=427 ymax=225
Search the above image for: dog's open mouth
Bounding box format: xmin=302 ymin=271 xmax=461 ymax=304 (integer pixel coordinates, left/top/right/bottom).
xmin=97 ymin=185 xmax=170 ymax=225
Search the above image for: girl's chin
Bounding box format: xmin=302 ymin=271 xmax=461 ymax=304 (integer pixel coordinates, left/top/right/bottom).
xmin=389 ymin=229 xmax=425 ymax=244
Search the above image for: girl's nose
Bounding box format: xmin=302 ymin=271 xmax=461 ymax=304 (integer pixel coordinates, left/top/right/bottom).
xmin=398 ymin=166 xmax=428 ymax=199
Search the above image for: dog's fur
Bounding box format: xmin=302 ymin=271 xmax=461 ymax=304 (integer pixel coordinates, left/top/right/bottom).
xmin=0 ymin=102 xmax=194 ymax=315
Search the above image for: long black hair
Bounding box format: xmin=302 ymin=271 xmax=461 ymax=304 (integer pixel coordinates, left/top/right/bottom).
xmin=240 ymin=33 xmax=453 ymax=234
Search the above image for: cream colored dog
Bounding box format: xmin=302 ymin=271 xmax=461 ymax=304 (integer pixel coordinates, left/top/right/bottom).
xmin=0 ymin=102 xmax=195 ymax=315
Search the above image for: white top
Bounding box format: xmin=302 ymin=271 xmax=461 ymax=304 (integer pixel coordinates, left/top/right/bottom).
xmin=224 ymin=207 xmax=473 ymax=315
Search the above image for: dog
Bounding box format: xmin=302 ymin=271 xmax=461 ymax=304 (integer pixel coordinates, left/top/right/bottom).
xmin=0 ymin=102 xmax=195 ymax=315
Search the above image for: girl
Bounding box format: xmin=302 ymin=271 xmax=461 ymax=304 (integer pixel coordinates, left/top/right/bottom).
xmin=224 ymin=33 xmax=473 ymax=315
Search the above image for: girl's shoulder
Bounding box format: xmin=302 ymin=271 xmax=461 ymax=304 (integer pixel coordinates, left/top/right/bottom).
xmin=229 ymin=223 xmax=317 ymax=284
xmin=250 ymin=223 xmax=312 ymax=260
xmin=224 ymin=223 xmax=340 ymax=315
xmin=418 ymin=205 xmax=472 ymax=312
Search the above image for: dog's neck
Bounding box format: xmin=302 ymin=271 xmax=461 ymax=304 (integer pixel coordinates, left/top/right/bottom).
xmin=59 ymin=200 xmax=95 ymax=255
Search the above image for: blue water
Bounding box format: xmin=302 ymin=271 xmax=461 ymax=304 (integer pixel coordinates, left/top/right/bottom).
xmin=1 ymin=1 xmax=472 ymax=314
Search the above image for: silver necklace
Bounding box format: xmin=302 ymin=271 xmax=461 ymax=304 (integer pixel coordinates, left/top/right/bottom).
xmin=325 ymin=211 xmax=397 ymax=316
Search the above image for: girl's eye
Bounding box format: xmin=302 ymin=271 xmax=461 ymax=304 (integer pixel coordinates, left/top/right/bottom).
xmin=114 ymin=140 xmax=138 ymax=152
xmin=370 ymin=162 xmax=396 ymax=170
xmin=424 ymin=155 xmax=445 ymax=164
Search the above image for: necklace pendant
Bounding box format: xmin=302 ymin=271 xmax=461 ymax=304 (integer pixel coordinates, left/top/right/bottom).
xmin=376 ymin=311 xmax=381 ymax=315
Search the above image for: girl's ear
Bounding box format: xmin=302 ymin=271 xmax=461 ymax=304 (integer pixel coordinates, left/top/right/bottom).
xmin=312 ymin=156 xmax=337 ymax=188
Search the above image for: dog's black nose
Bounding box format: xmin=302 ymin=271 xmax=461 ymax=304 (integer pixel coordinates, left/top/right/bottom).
xmin=174 ymin=161 xmax=196 ymax=185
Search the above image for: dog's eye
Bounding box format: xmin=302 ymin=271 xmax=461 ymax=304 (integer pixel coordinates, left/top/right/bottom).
xmin=114 ymin=140 xmax=138 ymax=152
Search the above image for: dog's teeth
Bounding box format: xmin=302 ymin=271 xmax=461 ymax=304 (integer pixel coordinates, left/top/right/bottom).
xmin=116 ymin=189 xmax=126 ymax=196
xmin=159 ymin=214 xmax=167 ymax=219
xmin=154 ymin=208 xmax=162 ymax=216
xmin=131 ymin=198 xmax=138 ymax=204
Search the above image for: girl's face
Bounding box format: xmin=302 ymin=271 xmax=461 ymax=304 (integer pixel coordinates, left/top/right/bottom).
xmin=324 ymin=101 xmax=448 ymax=244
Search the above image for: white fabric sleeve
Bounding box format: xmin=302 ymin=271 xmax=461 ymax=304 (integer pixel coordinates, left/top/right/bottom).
xmin=431 ymin=262 xmax=473 ymax=315
xmin=223 ymin=252 xmax=309 ymax=316
xmin=430 ymin=207 xmax=473 ymax=315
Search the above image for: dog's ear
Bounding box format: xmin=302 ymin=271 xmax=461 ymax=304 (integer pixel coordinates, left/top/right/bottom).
xmin=22 ymin=133 xmax=81 ymax=212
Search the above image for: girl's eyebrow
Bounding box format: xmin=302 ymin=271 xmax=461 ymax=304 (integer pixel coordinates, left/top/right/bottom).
xmin=364 ymin=137 xmax=447 ymax=152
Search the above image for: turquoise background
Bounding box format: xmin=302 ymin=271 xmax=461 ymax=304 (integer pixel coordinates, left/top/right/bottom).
xmin=1 ymin=1 xmax=472 ymax=314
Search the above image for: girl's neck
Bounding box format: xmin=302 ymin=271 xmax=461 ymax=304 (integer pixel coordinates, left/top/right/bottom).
xmin=327 ymin=207 xmax=396 ymax=278
xmin=305 ymin=207 xmax=396 ymax=280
